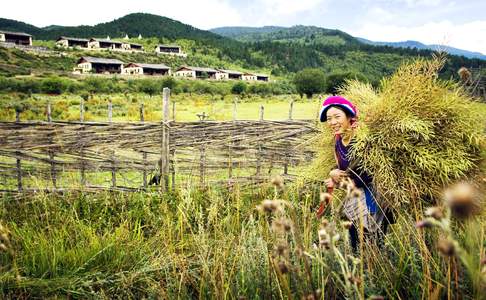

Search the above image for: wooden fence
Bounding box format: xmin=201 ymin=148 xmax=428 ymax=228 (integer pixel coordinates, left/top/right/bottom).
xmin=0 ymin=88 xmax=319 ymax=193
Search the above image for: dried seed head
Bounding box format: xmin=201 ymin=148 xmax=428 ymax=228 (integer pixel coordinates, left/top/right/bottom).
xmin=342 ymin=221 xmax=353 ymax=230
xmin=272 ymin=218 xmax=292 ymax=234
xmin=318 ymin=229 xmax=328 ymax=240
xmin=444 ymin=182 xmax=479 ymax=219
xmin=260 ymin=199 xmax=279 ymax=213
xmin=437 ymin=238 xmax=455 ymax=257
xmin=271 ymin=175 xmax=284 ymax=189
xmin=319 ymin=238 xmax=331 ymax=250
xmin=0 ymin=243 xmax=7 ymax=252
xmin=275 ymin=243 xmax=288 ymax=256
xmin=320 ymin=192 xmax=332 ymax=204
xmin=278 ymin=261 xmax=289 ymax=274
xmin=415 ymin=219 xmax=434 ymax=229
xmin=321 ymin=218 xmax=329 ymax=227
xmin=425 ymin=207 xmax=443 ymax=220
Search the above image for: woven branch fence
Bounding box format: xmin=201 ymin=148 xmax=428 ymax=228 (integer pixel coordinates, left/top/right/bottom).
xmin=0 ymin=88 xmax=320 ymax=193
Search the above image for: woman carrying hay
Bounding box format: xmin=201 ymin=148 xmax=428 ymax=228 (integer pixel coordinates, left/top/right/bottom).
xmin=319 ymin=95 xmax=394 ymax=250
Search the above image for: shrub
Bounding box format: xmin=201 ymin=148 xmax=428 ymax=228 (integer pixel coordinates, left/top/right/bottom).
xmin=293 ymin=68 xmax=326 ymax=98
xmin=231 ymin=82 xmax=247 ymax=95
xmin=325 ymin=72 xmax=368 ymax=95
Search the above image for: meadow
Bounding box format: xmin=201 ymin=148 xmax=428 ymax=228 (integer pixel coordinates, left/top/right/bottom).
xmin=1 ymin=65 xmax=485 ymax=298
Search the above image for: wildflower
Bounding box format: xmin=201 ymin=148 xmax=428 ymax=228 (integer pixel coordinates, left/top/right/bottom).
xmin=444 ymin=182 xmax=479 ymax=219
xmin=425 ymin=207 xmax=443 ymax=220
xmin=271 ymin=175 xmax=284 ymax=189
xmin=437 ymin=238 xmax=455 ymax=257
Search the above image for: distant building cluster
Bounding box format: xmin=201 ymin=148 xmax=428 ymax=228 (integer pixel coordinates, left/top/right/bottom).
xmin=56 ymin=36 xmax=187 ymax=57
xmin=0 ymin=30 xmax=269 ymax=81
xmin=73 ymin=56 xmax=269 ymax=81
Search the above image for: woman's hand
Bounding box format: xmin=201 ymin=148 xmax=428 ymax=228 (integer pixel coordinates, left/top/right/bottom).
xmin=329 ymin=169 xmax=347 ymax=183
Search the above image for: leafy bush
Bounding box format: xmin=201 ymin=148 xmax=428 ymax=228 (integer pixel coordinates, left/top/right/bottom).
xmin=293 ymin=68 xmax=326 ymax=98
xmin=40 ymin=77 xmax=70 ymax=95
xmin=231 ymin=82 xmax=247 ymax=95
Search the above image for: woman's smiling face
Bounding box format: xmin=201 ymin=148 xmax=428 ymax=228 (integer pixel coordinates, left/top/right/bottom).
xmin=326 ymin=106 xmax=351 ymax=135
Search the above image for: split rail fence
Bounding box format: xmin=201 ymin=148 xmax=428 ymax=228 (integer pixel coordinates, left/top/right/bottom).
xmin=0 ymin=88 xmax=319 ymax=193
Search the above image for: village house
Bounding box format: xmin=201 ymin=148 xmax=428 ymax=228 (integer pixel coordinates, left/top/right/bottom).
xmin=122 ymin=63 xmax=171 ymax=76
xmin=218 ymin=69 xmax=243 ymax=80
xmin=241 ymin=73 xmax=257 ymax=81
xmin=56 ymin=36 xmax=89 ymax=49
xmin=88 ymin=38 xmax=123 ymax=50
xmin=174 ymin=66 xmax=221 ymax=79
xmin=155 ymin=44 xmax=186 ymax=57
xmin=73 ymin=56 xmax=124 ymax=74
xmin=121 ymin=42 xmax=144 ymax=52
xmin=0 ymin=31 xmax=32 ymax=46
xmin=256 ymin=74 xmax=269 ymax=82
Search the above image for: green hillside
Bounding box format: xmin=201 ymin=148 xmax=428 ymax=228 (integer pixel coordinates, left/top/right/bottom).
xmin=1 ymin=13 xmax=486 ymax=83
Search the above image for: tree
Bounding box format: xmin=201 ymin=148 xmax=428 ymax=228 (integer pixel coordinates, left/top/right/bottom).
xmin=231 ymin=82 xmax=247 ymax=95
xmin=292 ymin=68 xmax=326 ymax=98
xmin=325 ymin=72 xmax=368 ymax=95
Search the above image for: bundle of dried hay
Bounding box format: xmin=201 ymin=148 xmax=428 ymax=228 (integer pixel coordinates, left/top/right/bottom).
xmin=306 ymin=55 xmax=485 ymax=210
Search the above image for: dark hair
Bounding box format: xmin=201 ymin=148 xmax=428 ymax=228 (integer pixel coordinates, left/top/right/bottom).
xmin=327 ymin=104 xmax=354 ymax=119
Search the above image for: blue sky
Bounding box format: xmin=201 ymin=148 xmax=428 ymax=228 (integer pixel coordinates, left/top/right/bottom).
xmin=2 ymin=0 xmax=485 ymax=53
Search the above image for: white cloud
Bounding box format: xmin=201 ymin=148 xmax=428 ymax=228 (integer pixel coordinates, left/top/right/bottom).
xmin=349 ymin=20 xmax=486 ymax=54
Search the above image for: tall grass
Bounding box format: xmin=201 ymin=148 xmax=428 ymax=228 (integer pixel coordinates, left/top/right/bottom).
xmin=0 ymin=180 xmax=483 ymax=298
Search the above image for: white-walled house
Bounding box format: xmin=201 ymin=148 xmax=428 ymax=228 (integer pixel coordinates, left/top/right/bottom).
xmin=122 ymin=63 xmax=171 ymax=76
xmin=242 ymin=73 xmax=257 ymax=81
xmin=88 ymin=38 xmax=123 ymax=50
xmin=73 ymin=56 xmax=124 ymax=74
xmin=218 ymin=69 xmax=243 ymax=80
xmin=155 ymin=44 xmax=187 ymax=57
xmin=0 ymin=31 xmax=32 ymax=46
xmin=56 ymin=36 xmax=89 ymax=49
xmin=174 ymin=66 xmax=220 ymax=79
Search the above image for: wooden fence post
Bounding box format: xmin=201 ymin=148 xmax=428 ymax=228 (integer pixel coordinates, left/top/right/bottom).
xmin=108 ymin=99 xmax=113 ymax=123
xmin=232 ymin=98 xmax=237 ymax=121
xmin=15 ymin=110 xmax=20 ymax=122
xmin=160 ymin=88 xmax=170 ymax=192
xmin=111 ymin=150 xmax=116 ymax=189
xmin=288 ymin=100 xmax=294 ymax=120
xmin=80 ymin=98 xmax=84 ymax=122
xmin=16 ymin=152 xmax=22 ymax=192
xmin=47 ymin=101 xmax=56 ymax=188
xmin=139 ymin=103 xmax=144 ymax=123
xmin=47 ymin=101 xmax=52 ymax=122
xmin=80 ymin=101 xmax=86 ymax=187
xmin=172 ymin=102 xmax=176 ymax=121
xmin=256 ymin=105 xmax=264 ymax=176
xmin=139 ymin=103 xmax=148 ymax=189
xmin=228 ymin=98 xmax=237 ymax=179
